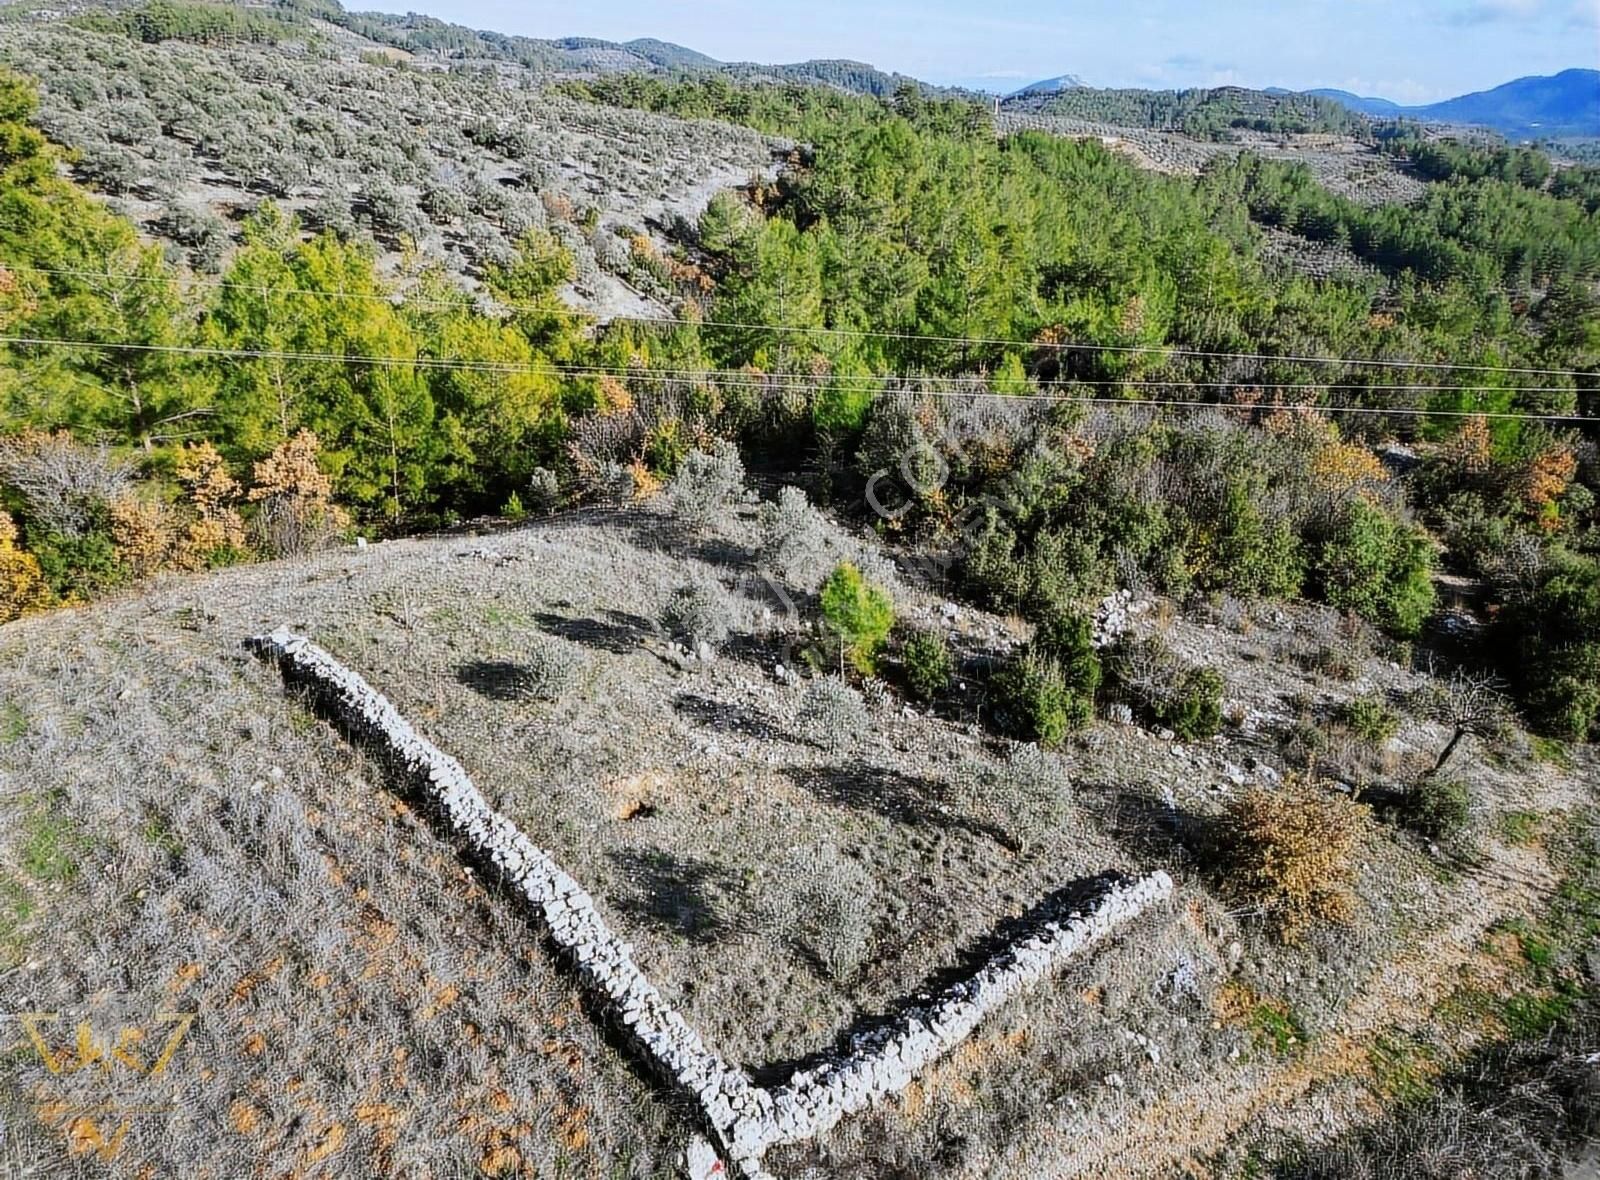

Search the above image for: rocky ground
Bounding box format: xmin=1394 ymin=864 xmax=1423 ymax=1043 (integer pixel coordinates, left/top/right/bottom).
xmin=0 ymin=491 xmax=1592 ymax=1179
xmin=996 ymin=110 xmax=1429 ymax=207
xmin=0 ymin=15 xmax=784 ymax=318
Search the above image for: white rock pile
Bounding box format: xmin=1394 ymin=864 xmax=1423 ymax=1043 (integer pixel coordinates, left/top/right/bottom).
xmin=250 ymin=627 xmax=1173 ymax=1178
xmin=1092 ymin=589 xmax=1148 ymax=648
xmin=763 ymin=871 xmax=1174 ymax=1145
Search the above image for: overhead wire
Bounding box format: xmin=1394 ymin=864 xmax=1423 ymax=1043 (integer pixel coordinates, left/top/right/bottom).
xmin=4 ymin=262 xmax=1594 ymax=380
xmin=0 ymin=333 xmax=1592 ymax=422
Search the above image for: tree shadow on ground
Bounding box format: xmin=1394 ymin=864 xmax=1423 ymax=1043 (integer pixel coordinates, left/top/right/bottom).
xmin=1079 ymin=784 xmax=1218 ymax=868
xmin=533 ymin=609 xmax=654 ymax=654
xmin=454 ymin=660 xmax=531 ymax=701
xmin=672 ymin=692 xmax=806 ymax=746
xmin=747 ymin=869 xmax=1130 ymax=1085
xmin=785 ymin=761 xmax=1013 ymax=847
xmin=622 ymin=514 xmax=758 ymax=567
xmin=607 ymin=849 xmax=738 ymax=945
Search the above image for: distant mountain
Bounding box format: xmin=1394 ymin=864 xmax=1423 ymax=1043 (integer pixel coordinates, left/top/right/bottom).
xmin=236 ymin=4 xmax=1600 ymax=133
xmin=1411 ymin=69 xmax=1599 ymax=137
xmin=1008 ymin=74 xmax=1090 ymax=99
xmin=1303 ymin=88 xmax=1404 ymax=118
xmin=1310 ymin=70 xmax=1599 ymax=137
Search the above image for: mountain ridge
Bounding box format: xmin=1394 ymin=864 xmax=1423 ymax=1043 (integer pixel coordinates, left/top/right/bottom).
xmin=987 ymin=69 xmax=1598 ymax=137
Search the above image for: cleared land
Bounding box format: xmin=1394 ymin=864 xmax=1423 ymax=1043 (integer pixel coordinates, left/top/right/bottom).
xmin=997 ymin=109 xmax=1429 ymax=206
xmin=1 ymin=487 xmax=1590 ymax=1178
xmin=0 ymin=19 xmax=783 ymax=318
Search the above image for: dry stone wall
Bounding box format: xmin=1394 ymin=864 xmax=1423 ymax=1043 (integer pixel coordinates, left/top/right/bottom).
xmin=250 ymin=626 xmax=1173 ymax=1178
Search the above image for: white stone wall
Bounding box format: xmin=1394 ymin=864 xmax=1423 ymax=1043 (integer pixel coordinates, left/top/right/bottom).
xmin=250 ymin=627 xmax=1172 ymax=1178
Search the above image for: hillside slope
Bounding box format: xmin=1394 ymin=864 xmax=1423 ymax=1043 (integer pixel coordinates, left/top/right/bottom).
xmin=1313 ymin=69 xmax=1600 ymax=137
xmin=0 ymin=493 xmax=1591 ymax=1178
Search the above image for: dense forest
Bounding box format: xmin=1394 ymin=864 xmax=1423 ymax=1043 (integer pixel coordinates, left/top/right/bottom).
xmin=1 ymin=62 xmax=1598 ymax=739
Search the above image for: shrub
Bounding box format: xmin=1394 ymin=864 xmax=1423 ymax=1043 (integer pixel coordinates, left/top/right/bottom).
xmin=666 ymin=440 xmax=746 ymax=532
xmin=660 ymin=580 xmax=730 ymax=650
xmin=1338 ymin=696 xmax=1400 ymax=746
xmin=992 ymin=648 xmax=1086 ymax=747
xmin=1105 ymin=634 xmax=1222 ymax=739
xmin=1224 ymin=780 xmax=1371 ymax=939
xmin=174 ymin=442 xmax=246 ymax=565
xmin=900 ymin=628 xmax=953 ymax=702
xmin=1161 ymin=666 xmax=1225 ymax=740
xmin=954 ymin=744 xmax=1072 ymax=852
xmin=247 ymin=430 xmax=348 ymax=557
xmin=25 ymin=515 xmax=126 ymax=600
xmin=1315 ymin=498 xmax=1437 ymax=637
xmin=800 ymin=676 xmax=870 ymax=753
xmin=0 ymin=510 xmax=49 ymax=622
xmin=1032 ymin=609 xmax=1103 ymax=700
xmin=1402 ymin=777 xmax=1471 ymax=842
xmin=515 ymin=637 xmax=579 ymax=702
xmin=109 ymin=494 xmax=180 ymax=580
xmin=819 ymin=562 xmax=895 ymax=676
xmin=0 ymin=429 xmax=132 ymax=537
xmin=757 ymin=843 xmax=876 ymax=982
xmin=526 ymin=466 xmax=563 ymax=515
xmin=757 ymin=485 xmax=828 ymax=590
xmin=988 ymin=610 xmax=1103 ymax=746
xmin=1503 ymin=547 xmax=1600 ymax=741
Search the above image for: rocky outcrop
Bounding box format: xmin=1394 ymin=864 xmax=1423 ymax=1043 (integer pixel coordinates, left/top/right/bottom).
xmin=250 ymin=626 xmax=1172 ymax=1178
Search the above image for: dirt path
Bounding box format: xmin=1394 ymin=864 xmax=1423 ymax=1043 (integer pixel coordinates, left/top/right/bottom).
xmin=1017 ymin=839 xmax=1559 ymax=1179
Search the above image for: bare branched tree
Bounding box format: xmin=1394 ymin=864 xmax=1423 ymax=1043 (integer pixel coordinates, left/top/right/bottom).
xmin=1415 ymin=665 xmax=1512 ymax=777
xmin=0 ymin=430 xmax=133 ymax=536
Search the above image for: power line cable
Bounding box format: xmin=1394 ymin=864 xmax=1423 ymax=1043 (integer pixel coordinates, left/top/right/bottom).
xmin=6 ymin=262 xmax=1592 ymax=380
xmin=0 ymin=334 xmax=1591 ymax=422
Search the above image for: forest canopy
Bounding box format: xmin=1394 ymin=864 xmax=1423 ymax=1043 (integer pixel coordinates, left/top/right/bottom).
xmin=0 ymin=63 xmax=1597 ymax=737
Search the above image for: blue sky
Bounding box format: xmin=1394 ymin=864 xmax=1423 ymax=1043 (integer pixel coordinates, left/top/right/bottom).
xmin=363 ymin=0 xmax=1597 ymax=102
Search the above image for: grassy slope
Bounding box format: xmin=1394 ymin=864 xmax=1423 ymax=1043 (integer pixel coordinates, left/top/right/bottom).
xmin=0 ymin=499 xmax=1592 ymax=1178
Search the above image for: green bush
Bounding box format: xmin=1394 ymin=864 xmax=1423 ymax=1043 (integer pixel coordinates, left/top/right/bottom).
xmin=992 ymin=649 xmax=1085 ymax=746
xmin=1403 ymin=778 xmax=1471 ymax=841
xmin=1158 ymin=666 xmax=1225 ymax=740
xmin=1338 ymin=696 xmax=1400 ymax=746
xmin=25 ymin=523 xmax=127 ymax=600
xmin=991 ymin=609 xmax=1103 ymax=742
xmin=1104 ymin=634 xmax=1222 ymax=739
xmin=901 ymin=628 xmax=953 ymax=701
xmin=1315 ymin=498 xmax=1437 ymax=637
xmin=819 ymin=562 xmax=895 ymax=675
xmin=1193 ymin=477 xmax=1305 ymax=598
xmin=1033 ymin=609 xmax=1104 ymax=699
xmin=1505 ymin=549 xmax=1600 ymax=741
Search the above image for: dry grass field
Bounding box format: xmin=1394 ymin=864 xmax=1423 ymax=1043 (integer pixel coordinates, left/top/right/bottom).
xmin=1 ymin=487 xmax=1591 ymax=1178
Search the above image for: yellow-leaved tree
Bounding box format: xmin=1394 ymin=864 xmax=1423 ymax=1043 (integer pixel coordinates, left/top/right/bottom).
xmin=0 ymin=510 xmax=48 ymax=622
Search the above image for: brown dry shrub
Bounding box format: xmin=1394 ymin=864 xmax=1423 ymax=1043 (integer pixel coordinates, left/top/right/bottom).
xmin=1443 ymin=414 xmax=1494 ymax=476
xmin=1223 ymin=779 xmax=1371 ymax=939
xmin=175 ymin=441 xmax=247 ymax=565
xmin=109 ymin=494 xmax=180 ymax=580
xmin=247 ymin=430 xmax=349 ymax=557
